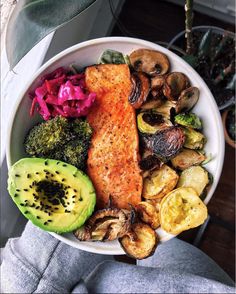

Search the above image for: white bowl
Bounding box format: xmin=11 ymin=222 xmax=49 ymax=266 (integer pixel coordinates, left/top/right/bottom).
xmin=6 ymin=37 xmax=225 ymax=255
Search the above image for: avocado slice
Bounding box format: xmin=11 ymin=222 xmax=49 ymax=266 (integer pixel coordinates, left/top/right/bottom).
xmin=8 ymin=158 xmax=96 ymax=233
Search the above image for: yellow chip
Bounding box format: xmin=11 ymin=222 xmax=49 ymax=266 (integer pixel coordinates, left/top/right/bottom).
xmin=160 ymin=187 xmax=208 ymax=235
xmin=142 ymin=164 xmax=179 ymax=199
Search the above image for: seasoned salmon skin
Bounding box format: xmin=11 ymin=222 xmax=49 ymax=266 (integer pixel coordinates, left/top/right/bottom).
xmin=86 ymin=64 xmax=143 ymax=209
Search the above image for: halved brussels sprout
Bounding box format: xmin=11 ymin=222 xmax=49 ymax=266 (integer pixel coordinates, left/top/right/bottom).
xmin=176 ymin=87 xmax=199 ymax=113
xmin=175 ymin=113 xmax=202 ymax=129
xmin=142 ymin=164 xmax=179 ymax=199
xmin=129 ymin=72 xmax=150 ymax=109
xmin=129 ymin=49 xmax=170 ymax=76
xmin=137 ymin=112 xmax=172 ymax=134
xmin=182 ymin=127 xmax=206 ymax=149
xmin=160 ymin=187 xmax=208 ymax=235
xmin=136 ymin=201 xmax=160 ymax=229
xmin=119 ymin=222 xmax=158 ymax=259
xmin=163 ymin=72 xmax=190 ymax=101
xmin=171 ymin=148 xmax=206 ymax=170
xmin=139 ymin=154 xmax=162 ymax=172
xmin=177 ymin=165 xmax=209 ymax=196
xmin=141 ymin=126 xmax=185 ymax=162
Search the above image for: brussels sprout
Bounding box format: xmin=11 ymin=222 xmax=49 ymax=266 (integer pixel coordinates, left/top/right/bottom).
xmin=137 ymin=112 xmax=172 ymax=134
xmin=182 ymin=127 xmax=206 ymax=149
xmin=175 ymin=113 xmax=202 ymax=129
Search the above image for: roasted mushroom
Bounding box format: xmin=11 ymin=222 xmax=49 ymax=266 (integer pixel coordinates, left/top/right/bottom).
xmin=129 ymin=49 xmax=170 ymax=76
xmin=154 ymin=100 xmax=177 ymax=118
xmin=129 ymin=72 xmax=150 ymax=109
xmin=136 ymin=201 xmax=160 ymax=229
xmin=137 ymin=112 xmax=172 ymax=134
xmin=141 ymin=126 xmax=185 ymax=162
xmin=150 ymin=75 xmax=165 ymax=99
xmin=171 ymin=148 xmax=206 ymax=170
xmin=163 ymin=72 xmax=190 ymax=101
xmin=74 ymin=208 xmax=132 ymax=242
xmin=142 ymin=164 xmax=179 ymax=199
xmin=119 ymin=222 xmax=158 ymax=259
xmin=176 ymin=87 xmax=200 ymax=113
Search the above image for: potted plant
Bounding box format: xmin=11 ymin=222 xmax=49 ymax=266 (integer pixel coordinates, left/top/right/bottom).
xmin=167 ymin=2 xmax=235 ymax=111
xmin=222 ymin=106 xmax=236 ymax=148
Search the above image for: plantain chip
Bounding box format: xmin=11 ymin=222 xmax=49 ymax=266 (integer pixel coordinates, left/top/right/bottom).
xmin=160 ymin=187 xmax=208 ymax=235
xmin=119 ymin=223 xmax=158 ymax=259
xmin=142 ymin=164 xmax=179 ymax=199
xmin=136 ymin=201 xmax=160 ymax=229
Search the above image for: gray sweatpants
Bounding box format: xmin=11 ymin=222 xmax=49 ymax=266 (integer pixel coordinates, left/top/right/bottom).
xmin=1 ymin=222 xmax=235 ymax=293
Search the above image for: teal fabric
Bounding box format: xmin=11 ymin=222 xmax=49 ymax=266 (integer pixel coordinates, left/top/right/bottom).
xmin=1 ymin=222 xmax=235 ymax=293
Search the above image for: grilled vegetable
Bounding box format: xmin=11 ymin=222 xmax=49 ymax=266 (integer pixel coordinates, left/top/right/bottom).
xmin=163 ymin=72 xmax=190 ymax=101
xmin=150 ymin=75 xmax=165 ymax=99
xmin=129 ymin=49 xmax=170 ymax=76
xmin=141 ymin=96 xmax=164 ymax=110
xmin=177 ymin=166 xmax=209 ymax=196
xmin=139 ymin=154 xmax=162 ymax=172
xmin=183 ymin=127 xmax=206 ymax=149
xmin=137 ymin=112 xmax=172 ymax=134
xmin=74 ymin=208 xmax=132 ymax=241
xmin=155 ymin=100 xmax=177 ymax=118
xmin=129 ymin=72 xmax=150 ymax=109
xmin=136 ymin=202 xmax=160 ymax=229
xmin=141 ymin=126 xmax=185 ymax=162
xmin=160 ymin=187 xmax=208 ymax=235
xmin=142 ymin=164 xmax=179 ymax=199
xmin=99 ymin=49 xmax=128 ymax=64
xmin=175 ymin=113 xmax=202 ymax=130
xmin=171 ymin=148 xmax=206 ymax=170
xmin=119 ymin=222 xmax=158 ymax=259
xmin=176 ymin=87 xmax=199 ymax=113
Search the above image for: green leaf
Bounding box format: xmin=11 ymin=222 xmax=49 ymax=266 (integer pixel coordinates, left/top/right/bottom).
xmin=6 ymin=0 xmax=97 ymax=69
xmin=198 ymin=29 xmax=212 ymax=58
xmin=182 ymin=54 xmax=198 ymax=68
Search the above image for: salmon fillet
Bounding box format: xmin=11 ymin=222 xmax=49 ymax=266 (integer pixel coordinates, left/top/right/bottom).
xmin=85 ymin=64 xmax=143 ymax=209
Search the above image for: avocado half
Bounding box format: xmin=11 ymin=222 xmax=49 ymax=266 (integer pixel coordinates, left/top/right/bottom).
xmin=8 ymin=158 xmax=96 ymax=233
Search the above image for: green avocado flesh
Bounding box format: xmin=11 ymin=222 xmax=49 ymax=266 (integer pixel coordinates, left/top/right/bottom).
xmin=8 ymin=158 xmax=96 ymax=233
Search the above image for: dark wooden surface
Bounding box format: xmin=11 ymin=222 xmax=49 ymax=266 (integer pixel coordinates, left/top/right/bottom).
xmin=111 ymin=0 xmax=235 ymax=280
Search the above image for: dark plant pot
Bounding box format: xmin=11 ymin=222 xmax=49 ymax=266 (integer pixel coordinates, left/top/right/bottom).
xmin=222 ymin=107 xmax=236 ymax=148
xmin=168 ymin=26 xmax=235 ymax=111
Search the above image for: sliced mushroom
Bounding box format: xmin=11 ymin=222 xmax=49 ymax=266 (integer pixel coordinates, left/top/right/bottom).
xmin=119 ymin=222 xmax=158 ymax=259
xmin=74 ymin=208 xmax=132 ymax=242
xmin=176 ymin=87 xmax=200 ymax=113
xmin=141 ymin=126 xmax=185 ymax=162
xmin=155 ymin=100 xmax=177 ymax=118
xmin=129 ymin=49 xmax=170 ymax=76
xmin=136 ymin=202 xmax=160 ymax=229
xmin=129 ymin=72 xmax=150 ymax=109
xmin=141 ymin=96 xmax=164 ymax=110
xmin=163 ymin=72 xmax=190 ymax=101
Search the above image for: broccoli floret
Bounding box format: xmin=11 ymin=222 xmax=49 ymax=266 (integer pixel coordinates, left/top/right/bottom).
xmin=63 ymin=139 xmax=89 ymax=170
xmin=71 ymin=119 xmax=93 ymax=142
xmin=24 ymin=116 xmax=93 ymax=170
xmin=24 ymin=116 xmax=71 ymax=156
xmin=175 ymin=113 xmax=202 ymax=130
